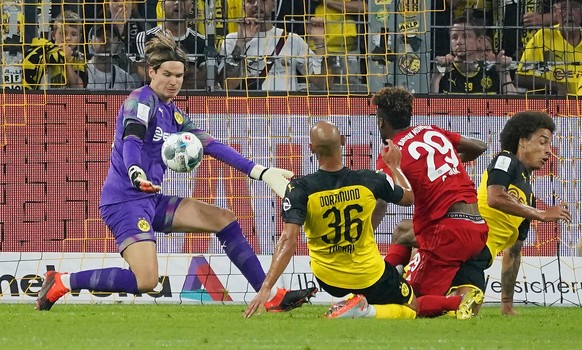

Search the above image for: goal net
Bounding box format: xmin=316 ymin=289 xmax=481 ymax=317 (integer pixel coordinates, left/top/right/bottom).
xmin=1 ymin=0 xmax=581 ymax=306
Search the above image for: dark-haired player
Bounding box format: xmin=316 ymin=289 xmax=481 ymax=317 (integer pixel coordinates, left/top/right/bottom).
xmin=478 ymin=111 xmax=571 ymax=315
xmin=373 ymin=86 xmax=489 ymax=319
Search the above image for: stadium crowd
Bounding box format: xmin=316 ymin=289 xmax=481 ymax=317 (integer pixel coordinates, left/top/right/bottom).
xmin=1 ymin=0 xmax=581 ymax=94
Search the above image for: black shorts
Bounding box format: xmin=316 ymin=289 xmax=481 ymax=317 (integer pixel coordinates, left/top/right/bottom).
xmin=450 ymin=246 xmax=492 ymax=292
xmin=316 ymin=261 xmax=414 ymax=305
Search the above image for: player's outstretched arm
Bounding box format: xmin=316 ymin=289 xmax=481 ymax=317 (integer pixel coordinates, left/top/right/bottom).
xmin=197 ymin=136 xmax=293 ymax=198
xmin=244 ymin=223 xmax=300 ymax=318
xmin=488 ymin=186 xmax=571 ymax=222
xmin=539 ymin=203 xmax=571 ymax=223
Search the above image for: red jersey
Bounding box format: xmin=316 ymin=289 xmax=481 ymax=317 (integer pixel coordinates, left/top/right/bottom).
xmin=376 ymin=125 xmax=477 ymax=233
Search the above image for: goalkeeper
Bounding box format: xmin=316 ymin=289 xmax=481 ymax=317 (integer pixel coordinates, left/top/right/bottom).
xmin=36 ymin=33 xmax=316 ymax=312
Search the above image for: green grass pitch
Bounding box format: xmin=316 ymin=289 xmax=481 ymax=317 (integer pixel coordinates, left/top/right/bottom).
xmin=0 ymin=304 xmax=578 ymax=349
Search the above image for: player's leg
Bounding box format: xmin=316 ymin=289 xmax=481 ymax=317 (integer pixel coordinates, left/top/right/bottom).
xmin=167 ymin=197 xmax=317 ymax=310
xmin=500 ymin=240 xmax=523 ymax=316
xmin=448 ymin=245 xmax=492 ymax=319
xmin=37 ymin=198 xmax=157 ymax=310
xmin=70 ymin=199 xmax=159 ymax=292
xmin=408 ymin=218 xmax=488 ymax=318
xmin=164 ymin=197 xmax=266 ymax=292
xmin=322 ymin=262 xmax=417 ymax=319
xmin=409 ymin=216 xmax=488 ymax=296
xmin=405 ymin=247 xmax=457 ymax=297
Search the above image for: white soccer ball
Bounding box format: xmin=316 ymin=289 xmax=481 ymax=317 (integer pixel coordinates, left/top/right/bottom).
xmin=161 ymin=132 xmax=204 ymax=172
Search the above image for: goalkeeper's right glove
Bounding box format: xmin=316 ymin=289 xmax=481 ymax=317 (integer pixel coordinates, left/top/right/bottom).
xmin=128 ymin=165 xmax=161 ymax=193
xmin=249 ymin=164 xmax=293 ymax=198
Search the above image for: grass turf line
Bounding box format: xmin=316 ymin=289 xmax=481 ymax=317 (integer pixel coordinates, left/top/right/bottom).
xmin=0 ymin=304 xmax=578 ymax=349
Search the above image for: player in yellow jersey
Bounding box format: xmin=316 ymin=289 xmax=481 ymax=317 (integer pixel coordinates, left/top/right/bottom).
xmin=477 ymin=111 xmax=571 ymax=315
xmin=244 ymin=121 xmax=484 ymax=319
xmin=517 ymin=0 xmax=582 ymax=95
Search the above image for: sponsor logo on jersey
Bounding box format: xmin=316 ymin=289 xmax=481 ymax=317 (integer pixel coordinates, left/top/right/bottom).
xmin=137 ymin=218 xmax=151 ymax=232
xmin=507 ymin=187 xmax=526 ymax=204
xmin=152 ymin=127 xmax=173 ymax=142
xmin=282 ymin=197 xmax=292 ymax=211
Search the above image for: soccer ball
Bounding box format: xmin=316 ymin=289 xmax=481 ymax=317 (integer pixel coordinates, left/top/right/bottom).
xmin=161 ymin=132 xmax=204 ymax=172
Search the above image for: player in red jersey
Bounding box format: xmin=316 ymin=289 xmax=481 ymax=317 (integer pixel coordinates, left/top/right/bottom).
xmin=372 ymin=87 xmax=490 ymax=316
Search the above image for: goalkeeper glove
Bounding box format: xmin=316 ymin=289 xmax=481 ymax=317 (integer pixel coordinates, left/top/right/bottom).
xmin=128 ymin=165 xmax=161 ymax=193
xmin=250 ymin=165 xmax=294 ymax=198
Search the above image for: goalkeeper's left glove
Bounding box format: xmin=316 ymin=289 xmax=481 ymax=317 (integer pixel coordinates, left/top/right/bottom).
xmin=250 ymin=165 xmax=294 ymax=198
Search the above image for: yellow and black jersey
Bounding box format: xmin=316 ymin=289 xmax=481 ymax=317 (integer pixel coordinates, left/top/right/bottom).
xmin=22 ymin=37 xmax=87 ymax=90
xmin=439 ymin=63 xmax=501 ymax=94
xmin=518 ymin=26 xmax=582 ymax=95
xmin=477 ymin=150 xmax=535 ymax=257
xmin=282 ymin=167 xmax=404 ymax=289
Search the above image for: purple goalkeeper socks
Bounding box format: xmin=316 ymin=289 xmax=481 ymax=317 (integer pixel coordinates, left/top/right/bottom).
xmin=216 ymin=221 xmax=266 ymax=292
xmin=69 ymin=267 xmax=139 ymax=294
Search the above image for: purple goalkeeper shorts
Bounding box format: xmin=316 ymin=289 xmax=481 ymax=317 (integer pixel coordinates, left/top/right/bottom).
xmin=100 ymin=194 xmax=183 ymax=253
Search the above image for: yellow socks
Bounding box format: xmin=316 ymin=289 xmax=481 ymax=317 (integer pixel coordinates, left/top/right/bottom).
xmin=372 ymin=304 xmax=417 ymax=319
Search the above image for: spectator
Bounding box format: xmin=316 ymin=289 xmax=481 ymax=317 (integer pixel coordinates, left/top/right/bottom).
xmin=194 ymin=0 xmax=244 ymax=47
xmin=311 ymin=0 xmax=367 ymax=86
xmin=431 ymin=0 xmax=489 ymax=58
xmin=483 ymin=35 xmax=497 ymax=61
xmin=157 ymin=0 xmax=243 ymax=48
xmin=1 ymin=1 xmax=25 ymax=91
xmin=276 ymin=0 xmax=317 ymax=37
xmin=218 ymin=0 xmax=331 ymax=91
xmin=135 ymin=0 xmax=206 ymax=89
xmin=108 ymin=0 xmax=153 ymax=62
xmin=22 ymin=10 xmax=87 ymax=89
xmin=429 ymin=17 xmax=516 ymax=94
xmin=517 ymin=0 xmax=582 ymax=95
xmin=86 ymin=23 xmax=136 ymax=90
xmin=494 ymin=0 xmax=560 ymax=60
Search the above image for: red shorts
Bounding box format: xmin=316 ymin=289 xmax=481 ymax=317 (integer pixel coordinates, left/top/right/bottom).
xmin=405 ymin=214 xmax=488 ymax=296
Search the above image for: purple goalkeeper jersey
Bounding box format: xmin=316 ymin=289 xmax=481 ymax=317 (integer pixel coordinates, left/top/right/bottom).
xmin=100 ymin=85 xmax=256 ymax=206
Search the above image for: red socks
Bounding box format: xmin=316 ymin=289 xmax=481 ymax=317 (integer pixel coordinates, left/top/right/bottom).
xmin=416 ymin=295 xmax=462 ymax=317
